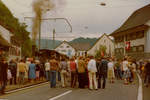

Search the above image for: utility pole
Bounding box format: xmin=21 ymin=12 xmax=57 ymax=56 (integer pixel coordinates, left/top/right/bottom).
xmin=24 ymin=17 xmax=72 ymax=50
xmin=38 ymin=19 xmax=41 ymax=50
xmin=53 ymin=29 xmax=55 ymax=49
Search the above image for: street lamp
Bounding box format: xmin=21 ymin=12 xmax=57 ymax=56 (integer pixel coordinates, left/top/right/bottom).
xmin=100 ymin=2 xmax=106 ymax=6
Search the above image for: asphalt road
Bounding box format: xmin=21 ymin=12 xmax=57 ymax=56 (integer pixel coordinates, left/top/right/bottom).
xmin=0 ymin=80 xmax=138 ymax=100
xmin=143 ymin=86 xmax=150 ymax=100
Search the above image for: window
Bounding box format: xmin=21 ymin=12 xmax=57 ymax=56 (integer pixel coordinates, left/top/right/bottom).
xmin=60 ymin=46 xmax=64 ymax=48
xmin=61 ymin=50 xmax=66 ymax=52
xmin=119 ymin=48 xmax=124 ymax=53
xmin=104 ymin=40 xmax=106 ymax=43
xmin=137 ymin=45 xmax=144 ymax=52
xmin=66 ymin=46 xmax=70 ymax=48
xmin=132 ymin=46 xmax=137 ymax=52
xmin=136 ymin=31 xmax=144 ymax=39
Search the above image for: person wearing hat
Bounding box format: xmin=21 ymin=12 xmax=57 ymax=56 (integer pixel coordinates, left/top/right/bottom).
xmin=0 ymin=58 xmax=8 ymax=94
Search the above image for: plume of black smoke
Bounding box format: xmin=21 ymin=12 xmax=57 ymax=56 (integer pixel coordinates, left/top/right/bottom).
xmin=32 ymin=0 xmax=54 ymax=42
xmin=32 ymin=0 xmax=66 ymax=42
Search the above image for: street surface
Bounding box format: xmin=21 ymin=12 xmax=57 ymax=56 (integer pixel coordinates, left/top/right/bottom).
xmin=0 ymin=80 xmax=138 ymax=100
xmin=143 ymin=86 xmax=150 ymax=100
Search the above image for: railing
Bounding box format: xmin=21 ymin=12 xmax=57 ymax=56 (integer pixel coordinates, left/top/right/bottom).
xmin=115 ymin=52 xmax=150 ymax=60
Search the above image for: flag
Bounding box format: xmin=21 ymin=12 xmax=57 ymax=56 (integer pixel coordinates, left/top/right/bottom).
xmin=101 ymin=51 xmax=104 ymax=57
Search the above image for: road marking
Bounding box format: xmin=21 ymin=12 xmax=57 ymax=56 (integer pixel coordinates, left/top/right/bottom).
xmin=5 ymin=82 xmax=49 ymax=94
xmin=137 ymin=73 xmax=143 ymax=100
xmin=49 ymin=90 xmax=72 ymax=100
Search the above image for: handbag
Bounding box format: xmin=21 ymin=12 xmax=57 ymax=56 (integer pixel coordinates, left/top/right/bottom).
xmin=7 ymin=69 xmax=12 ymax=80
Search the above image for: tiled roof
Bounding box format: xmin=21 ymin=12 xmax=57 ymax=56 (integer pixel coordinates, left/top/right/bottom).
xmin=111 ymin=4 xmax=150 ymax=36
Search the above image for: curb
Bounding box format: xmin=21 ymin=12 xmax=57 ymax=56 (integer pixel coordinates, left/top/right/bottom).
xmin=137 ymin=73 xmax=143 ymax=100
xmin=5 ymin=81 xmax=49 ymax=94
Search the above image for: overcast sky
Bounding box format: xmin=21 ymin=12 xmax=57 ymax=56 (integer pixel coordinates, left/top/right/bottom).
xmin=1 ymin=0 xmax=150 ymax=41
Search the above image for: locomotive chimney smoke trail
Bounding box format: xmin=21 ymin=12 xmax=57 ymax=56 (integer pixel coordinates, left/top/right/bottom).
xmin=32 ymin=0 xmax=55 ymax=42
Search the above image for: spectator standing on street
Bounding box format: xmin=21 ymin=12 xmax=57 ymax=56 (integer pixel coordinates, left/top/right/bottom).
xmin=60 ymin=58 xmax=68 ymax=88
xmin=107 ymin=58 xmax=115 ymax=83
xmin=18 ymin=59 xmax=27 ymax=85
xmin=144 ymin=59 xmax=150 ymax=87
xmin=96 ymin=58 xmax=101 ymax=89
xmin=122 ymin=58 xmax=129 ymax=85
xmin=131 ymin=60 xmax=137 ymax=84
xmin=29 ymin=61 xmax=36 ymax=83
xmin=0 ymin=58 xmax=8 ymax=94
xmin=9 ymin=59 xmax=17 ymax=85
xmin=77 ymin=56 xmax=86 ymax=89
xmin=87 ymin=56 xmax=98 ymax=90
xmin=49 ymin=57 xmax=59 ymax=88
xmin=115 ymin=59 xmax=122 ymax=80
xmin=98 ymin=57 xmax=108 ymax=89
xmin=26 ymin=58 xmax=31 ymax=81
xmin=70 ymin=57 xmax=77 ymax=88
xmin=45 ymin=60 xmax=50 ymax=81
xmin=36 ymin=61 xmax=40 ymax=81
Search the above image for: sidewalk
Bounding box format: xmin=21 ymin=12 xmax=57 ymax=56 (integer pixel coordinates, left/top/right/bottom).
xmin=5 ymin=79 xmax=47 ymax=92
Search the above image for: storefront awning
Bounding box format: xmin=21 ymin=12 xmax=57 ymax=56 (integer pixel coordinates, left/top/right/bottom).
xmin=0 ymin=35 xmax=11 ymax=47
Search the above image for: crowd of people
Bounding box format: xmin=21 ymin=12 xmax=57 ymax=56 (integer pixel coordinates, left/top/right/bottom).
xmin=0 ymin=55 xmax=150 ymax=95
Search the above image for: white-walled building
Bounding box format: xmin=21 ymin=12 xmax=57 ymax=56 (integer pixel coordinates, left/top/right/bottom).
xmin=71 ymin=43 xmax=91 ymax=57
xmin=0 ymin=25 xmax=12 ymax=43
xmin=110 ymin=4 xmax=150 ymax=59
xmin=0 ymin=25 xmax=21 ymax=60
xmin=87 ymin=33 xmax=114 ymax=56
xmin=55 ymin=41 xmax=76 ymax=58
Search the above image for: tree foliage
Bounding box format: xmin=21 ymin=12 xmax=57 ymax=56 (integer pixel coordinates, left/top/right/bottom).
xmin=95 ymin=45 xmax=107 ymax=58
xmin=0 ymin=0 xmax=32 ymax=57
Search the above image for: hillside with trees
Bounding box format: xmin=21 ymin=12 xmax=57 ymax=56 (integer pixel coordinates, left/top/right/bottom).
xmin=0 ymin=0 xmax=32 ymax=56
xmin=69 ymin=37 xmax=98 ymax=46
xmin=36 ymin=37 xmax=98 ymax=50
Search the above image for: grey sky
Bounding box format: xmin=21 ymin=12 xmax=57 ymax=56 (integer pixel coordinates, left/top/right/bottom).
xmin=1 ymin=0 xmax=150 ymax=41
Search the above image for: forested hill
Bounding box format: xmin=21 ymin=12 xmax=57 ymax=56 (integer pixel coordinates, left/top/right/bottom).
xmin=37 ymin=37 xmax=98 ymax=49
xmin=69 ymin=37 xmax=98 ymax=46
xmin=0 ymin=1 xmax=32 ymax=56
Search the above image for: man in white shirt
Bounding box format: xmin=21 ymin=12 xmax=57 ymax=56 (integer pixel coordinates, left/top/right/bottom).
xmin=87 ymin=56 xmax=98 ymax=90
xmin=122 ymin=58 xmax=129 ymax=84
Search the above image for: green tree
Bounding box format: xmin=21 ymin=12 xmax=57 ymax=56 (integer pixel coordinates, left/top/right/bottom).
xmin=95 ymin=45 xmax=107 ymax=58
xmin=0 ymin=1 xmax=32 ymax=57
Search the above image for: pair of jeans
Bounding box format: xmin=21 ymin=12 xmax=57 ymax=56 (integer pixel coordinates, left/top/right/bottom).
xmin=10 ymin=74 xmax=17 ymax=85
xmin=71 ymin=71 xmax=77 ymax=88
xmin=45 ymin=71 xmax=50 ymax=81
xmin=98 ymin=74 xmax=106 ymax=89
xmin=0 ymin=80 xmax=7 ymax=94
xmin=58 ymin=72 xmax=61 ymax=81
xmin=78 ymin=73 xmax=85 ymax=88
xmin=50 ymin=71 xmax=57 ymax=88
xmin=145 ymin=75 xmax=150 ymax=86
xmin=116 ymin=68 xmax=122 ymax=79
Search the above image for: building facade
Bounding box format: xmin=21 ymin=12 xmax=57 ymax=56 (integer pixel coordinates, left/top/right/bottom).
xmin=87 ymin=33 xmax=114 ymax=56
xmin=71 ymin=43 xmax=91 ymax=57
xmin=110 ymin=4 xmax=150 ymax=59
xmin=0 ymin=25 xmax=21 ymax=60
xmin=55 ymin=41 xmax=76 ymax=58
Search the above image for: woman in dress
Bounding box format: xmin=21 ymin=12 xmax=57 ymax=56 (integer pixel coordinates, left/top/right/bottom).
xmin=29 ymin=61 xmax=36 ymax=82
xmin=107 ymin=58 xmax=115 ymax=83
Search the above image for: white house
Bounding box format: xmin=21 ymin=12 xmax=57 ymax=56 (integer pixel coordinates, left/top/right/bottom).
xmin=87 ymin=33 xmax=114 ymax=56
xmin=0 ymin=25 xmax=12 ymax=43
xmin=0 ymin=25 xmax=21 ymax=60
xmin=110 ymin=4 xmax=150 ymax=59
xmin=55 ymin=41 xmax=76 ymax=58
xmin=71 ymin=43 xmax=91 ymax=57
